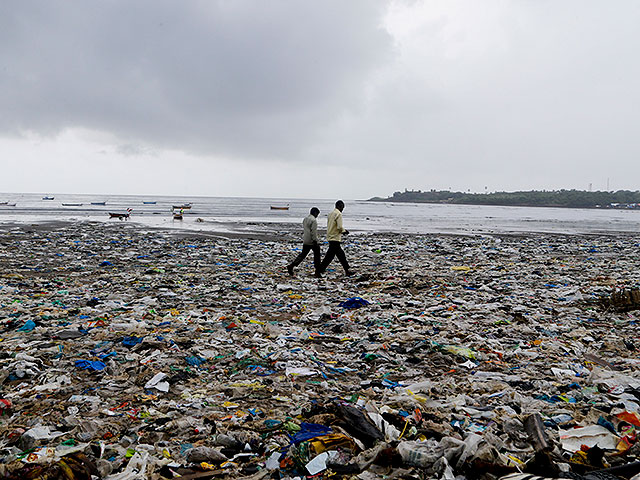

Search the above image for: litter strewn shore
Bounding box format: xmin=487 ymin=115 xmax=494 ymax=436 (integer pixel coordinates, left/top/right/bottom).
xmin=1 ymin=221 xmax=640 ymax=479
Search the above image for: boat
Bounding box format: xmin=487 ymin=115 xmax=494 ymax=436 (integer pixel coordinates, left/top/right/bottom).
xmin=143 ymin=201 xmax=157 ymax=205
xmin=42 ymin=196 xmax=54 ymax=200
xmin=172 ymin=203 xmax=192 ymax=210
xmin=90 ymin=201 xmax=106 ymax=206
xmin=0 ymin=202 xmax=8 ymax=205
xmin=270 ymin=205 xmax=289 ymax=210
xmin=62 ymin=203 xmax=83 ymax=206
xmin=109 ymin=208 xmax=132 ymax=220
xmin=0 ymin=203 xmax=16 ymax=207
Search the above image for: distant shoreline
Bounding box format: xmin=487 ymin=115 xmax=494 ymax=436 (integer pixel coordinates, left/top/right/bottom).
xmin=369 ymin=189 xmax=640 ymax=210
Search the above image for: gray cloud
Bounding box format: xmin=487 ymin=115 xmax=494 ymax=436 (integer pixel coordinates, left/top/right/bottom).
xmin=0 ymin=1 xmax=391 ymax=160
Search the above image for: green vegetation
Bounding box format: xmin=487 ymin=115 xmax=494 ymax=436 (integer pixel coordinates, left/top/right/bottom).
xmin=369 ymin=189 xmax=640 ymax=209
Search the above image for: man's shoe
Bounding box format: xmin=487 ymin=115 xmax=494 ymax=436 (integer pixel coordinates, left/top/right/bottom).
xmin=314 ymin=271 xmax=322 ymax=278
xmin=287 ymin=265 xmax=294 ymax=276
xmin=345 ymin=270 xmax=353 ymax=276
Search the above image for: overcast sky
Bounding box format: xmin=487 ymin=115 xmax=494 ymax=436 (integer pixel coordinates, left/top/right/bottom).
xmin=1 ymin=1 xmax=639 ymax=199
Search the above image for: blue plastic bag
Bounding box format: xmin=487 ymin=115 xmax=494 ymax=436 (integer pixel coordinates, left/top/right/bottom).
xmin=338 ymin=297 xmax=370 ymax=309
xmin=75 ymin=360 xmax=106 ymax=371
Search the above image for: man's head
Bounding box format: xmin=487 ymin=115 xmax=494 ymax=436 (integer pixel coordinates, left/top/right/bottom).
xmin=310 ymin=207 xmax=320 ymax=217
xmin=335 ymin=200 xmax=345 ymax=211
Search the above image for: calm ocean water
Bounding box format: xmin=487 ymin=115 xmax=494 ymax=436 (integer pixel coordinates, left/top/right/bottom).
xmin=0 ymin=192 xmax=639 ymax=236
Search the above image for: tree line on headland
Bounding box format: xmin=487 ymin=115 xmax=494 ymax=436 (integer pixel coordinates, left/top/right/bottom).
xmin=368 ymin=189 xmax=640 ymax=209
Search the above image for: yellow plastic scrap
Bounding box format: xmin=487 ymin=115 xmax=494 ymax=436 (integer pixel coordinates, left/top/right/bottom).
xmin=169 ymin=309 xmax=180 ymax=316
xmin=57 ymin=459 xmax=75 ymax=478
xmin=398 ymin=420 xmax=409 ymax=439
xmin=617 ymin=436 xmax=633 ymax=454
xmin=443 ymin=345 xmax=477 ymax=360
xmin=505 ymin=454 xmax=526 ymax=467
xmin=569 ymin=450 xmax=608 ymax=468
xmin=309 ymin=434 xmax=357 ymax=454
xmin=451 ymin=266 xmax=472 ymax=272
xmin=407 ymin=389 xmax=428 ymax=404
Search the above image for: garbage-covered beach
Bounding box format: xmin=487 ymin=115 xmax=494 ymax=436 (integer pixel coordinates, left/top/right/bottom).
xmin=2 ymin=220 xmax=640 ymax=480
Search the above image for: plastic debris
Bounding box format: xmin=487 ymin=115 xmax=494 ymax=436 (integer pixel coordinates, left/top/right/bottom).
xmin=0 ymin=221 xmax=640 ymax=478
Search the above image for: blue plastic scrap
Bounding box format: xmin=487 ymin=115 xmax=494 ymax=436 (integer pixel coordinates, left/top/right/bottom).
xmin=97 ymin=352 xmax=117 ymax=360
xmin=381 ymin=378 xmax=403 ymax=389
xmin=122 ymin=336 xmax=144 ymax=347
xmin=185 ymin=356 xmax=207 ymax=367
xmin=338 ymin=297 xmax=370 ymax=309
xmin=289 ymin=422 xmax=332 ymax=444
xmin=75 ymin=360 xmax=106 ymax=371
xmin=18 ymin=320 xmax=36 ymax=332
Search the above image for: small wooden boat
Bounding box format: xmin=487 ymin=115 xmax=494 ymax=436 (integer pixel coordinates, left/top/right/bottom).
xmin=0 ymin=202 xmax=7 ymax=205
xmin=143 ymin=201 xmax=157 ymax=205
xmin=172 ymin=203 xmax=192 ymax=210
xmin=90 ymin=201 xmax=106 ymax=206
xmin=62 ymin=203 xmax=83 ymax=206
xmin=109 ymin=208 xmax=132 ymax=220
xmin=270 ymin=205 xmax=289 ymax=210
xmin=42 ymin=196 xmax=55 ymax=200
xmin=0 ymin=203 xmax=16 ymax=207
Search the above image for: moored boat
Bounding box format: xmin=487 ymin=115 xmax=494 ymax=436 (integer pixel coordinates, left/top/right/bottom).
xmin=42 ymin=196 xmax=54 ymax=200
xmin=62 ymin=203 xmax=83 ymax=206
xmin=109 ymin=208 xmax=132 ymax=220
xmin=143 ymin=201 xmax=157 ymax=204
xmin=172 ymin=203 xmax=192 ymax=210
xmin=270 ymin=205 xmax=289 ymax=210
xmin=90 ymin=201 xmax=106 ymax=206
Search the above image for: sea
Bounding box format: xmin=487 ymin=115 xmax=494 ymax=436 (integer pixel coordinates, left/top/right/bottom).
xmin=1 ymin=192 xmax=639 ymax=236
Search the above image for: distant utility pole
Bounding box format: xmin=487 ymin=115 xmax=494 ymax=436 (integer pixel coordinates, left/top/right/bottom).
xmin=589 ymin=183 xmax=592 ymax=192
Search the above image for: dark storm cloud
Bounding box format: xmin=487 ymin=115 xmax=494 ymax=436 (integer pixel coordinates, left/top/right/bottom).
xmin=0 ymin=1 xmax=392 ymax=159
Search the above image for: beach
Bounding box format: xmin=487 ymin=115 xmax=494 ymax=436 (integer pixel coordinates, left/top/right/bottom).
xmin=1 ymin=220 xmax=640 ymax=479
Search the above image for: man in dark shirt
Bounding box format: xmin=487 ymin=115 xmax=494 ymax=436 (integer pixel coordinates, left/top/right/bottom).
xmin=287 ymin=207 xmax=321 ymax=276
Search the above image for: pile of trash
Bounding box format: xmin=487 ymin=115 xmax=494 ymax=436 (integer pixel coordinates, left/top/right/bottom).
xmin=1 ymin=222 xmax=640 ymax=479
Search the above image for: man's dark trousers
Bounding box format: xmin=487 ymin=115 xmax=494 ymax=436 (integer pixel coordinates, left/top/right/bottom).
xmin=319 ymin=241 xmax=349 ymax=273
xmin=290 ymin=243 xmax=321 ymax=271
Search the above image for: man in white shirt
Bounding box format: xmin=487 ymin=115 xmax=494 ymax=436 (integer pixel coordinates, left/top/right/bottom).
xmin=287 ymin=207 xmax=321 ymax=276
xmin=317 ymin=200 xmax=351 ymax=277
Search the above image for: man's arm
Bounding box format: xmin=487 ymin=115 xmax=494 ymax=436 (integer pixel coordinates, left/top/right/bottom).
xmin=337 ymin=212 xmax=348 ymax=234
xmin=311 ymin=218 xmax=319 ymax=243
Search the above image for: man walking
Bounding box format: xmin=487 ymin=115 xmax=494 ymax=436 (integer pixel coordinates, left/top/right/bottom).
xmin=287 ymin=207 xmax=321 ymax=276
xmin=317 ymin=200 xmax=351 ymax=277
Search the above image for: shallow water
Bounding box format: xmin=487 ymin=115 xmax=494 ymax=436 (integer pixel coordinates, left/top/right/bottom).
xmin=0 ymin=192 xmax=639 ymax=235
